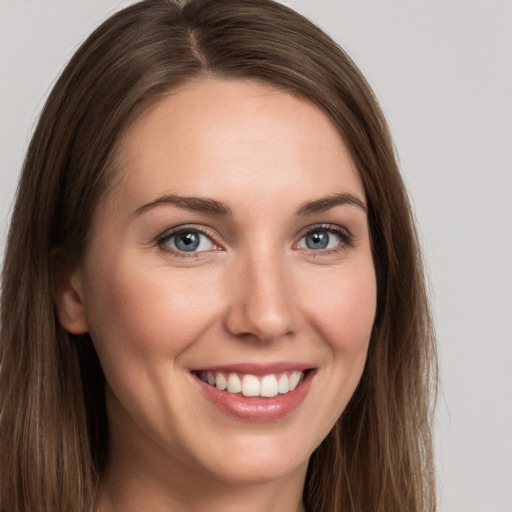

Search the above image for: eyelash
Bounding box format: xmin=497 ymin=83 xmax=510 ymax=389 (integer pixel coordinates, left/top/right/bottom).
xmin=296 ymin=224 xmax=354 ymax=256
xmin=157 ymin=225 xmax=220 ymax=258
xmin=156 ymin=224 xmax=354 ymax=258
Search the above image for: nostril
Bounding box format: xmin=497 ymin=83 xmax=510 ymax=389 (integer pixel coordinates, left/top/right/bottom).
xmin=225 ymin=296 xmax=296 ymax=341
xmin=224 ymin=257 xmax=297 ymax=341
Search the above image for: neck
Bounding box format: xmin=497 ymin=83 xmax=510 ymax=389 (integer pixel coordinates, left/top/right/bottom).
xmin=94 ymin=458 xmax=307 ymax=512
xmin=94 ymin=414 xmax=308 ymax=512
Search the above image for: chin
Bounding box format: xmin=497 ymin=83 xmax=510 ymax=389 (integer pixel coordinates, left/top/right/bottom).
xmin=180 ymin=427 xmax=317 ymax=488
xmin=202 ymin=450 xmax=310 ymax=487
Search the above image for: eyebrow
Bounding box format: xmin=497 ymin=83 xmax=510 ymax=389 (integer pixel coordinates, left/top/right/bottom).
xmin=133 ymin=191 xmax=366 ymax=218
xmin=133 ymin=194 xmax=232 ymax=217
xmin=297 ymin=193 xmax=367 ymax=215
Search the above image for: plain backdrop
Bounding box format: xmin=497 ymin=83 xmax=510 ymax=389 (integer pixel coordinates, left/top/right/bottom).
xmin=1 ymin=1 xmax=511 ymax=511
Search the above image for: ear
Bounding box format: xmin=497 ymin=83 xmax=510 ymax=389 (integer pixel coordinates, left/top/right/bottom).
xmin=52 ymin=250 xmax=89 ymax=334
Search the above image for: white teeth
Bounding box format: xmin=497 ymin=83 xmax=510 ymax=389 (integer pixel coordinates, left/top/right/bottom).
xmin=242 ymin=375 xmax=260 ymax=397
xmin=227 ymin=373 xmax=242 ymax=393
xmin=215 ymin=372 xmax=227 ymax=390
xmin=289 ymin=370 xmax=301 ymax=391
xmin=198 ymin=370 xmax=306 ymax=397
xmin=278 ymin=373 xmax=289 ymax=394
xmin=260 ymin=374 xmax=279 ymax=397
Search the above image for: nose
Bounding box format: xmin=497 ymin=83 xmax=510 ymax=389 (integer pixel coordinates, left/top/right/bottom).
xmin=224 ymin=249 xmax=298 ymax=342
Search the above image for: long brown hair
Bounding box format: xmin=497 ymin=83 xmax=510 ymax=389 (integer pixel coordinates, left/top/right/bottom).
xmin=0 ymin=1 xmax=437 ymax=510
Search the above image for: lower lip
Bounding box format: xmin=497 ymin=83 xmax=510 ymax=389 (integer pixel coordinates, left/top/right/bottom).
xmin=195 ymin=371 xmax=314 ymax=422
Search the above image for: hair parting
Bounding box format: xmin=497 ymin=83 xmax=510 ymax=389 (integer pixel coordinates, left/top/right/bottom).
xmin=0 ymin=1 xmax=436 ymax=511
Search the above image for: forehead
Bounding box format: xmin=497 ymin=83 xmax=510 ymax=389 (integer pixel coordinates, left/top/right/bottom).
xmin=110 ymin=77 xmax=364 ymax=213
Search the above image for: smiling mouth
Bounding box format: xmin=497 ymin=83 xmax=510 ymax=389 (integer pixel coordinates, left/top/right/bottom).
xmin=193 ymin=370 xmax=307 ymax=398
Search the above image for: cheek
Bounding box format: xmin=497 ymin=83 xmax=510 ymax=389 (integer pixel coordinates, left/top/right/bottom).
xmin=81 ymin=257 xmax=222 ymax=366
xmin=302 ymin=260 xmax=377 ymax=356
xmin=291 ymin=257 xmax=376 ymax=444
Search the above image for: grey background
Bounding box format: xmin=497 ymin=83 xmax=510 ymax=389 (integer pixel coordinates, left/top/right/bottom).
xmin=1 ymin=1 xmax=511 ymax=511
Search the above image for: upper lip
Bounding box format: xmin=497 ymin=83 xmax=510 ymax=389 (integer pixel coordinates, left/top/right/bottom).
xmin=191 ymin=362 xmax=314 ymax=376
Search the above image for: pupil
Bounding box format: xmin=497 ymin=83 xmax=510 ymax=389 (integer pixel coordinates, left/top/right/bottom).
xmin=175 ymin=231 xmax=200 ymax=251
xmin=306 ymin=231 xmax=329 ymax=250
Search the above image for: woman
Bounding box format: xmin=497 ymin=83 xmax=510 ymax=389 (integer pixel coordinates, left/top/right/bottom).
xmin=0 ymin=1 xmax=437 ymax=511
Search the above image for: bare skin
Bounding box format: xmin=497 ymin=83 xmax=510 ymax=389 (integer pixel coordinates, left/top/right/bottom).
xmin=56 ymin=78 xmax=376 ymax=512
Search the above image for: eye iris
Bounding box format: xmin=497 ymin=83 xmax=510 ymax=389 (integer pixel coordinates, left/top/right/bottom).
xmin=306 ymin=231 xmax=329 ymax=250
xmin=175 ymin=231 xmax=200 ymax=251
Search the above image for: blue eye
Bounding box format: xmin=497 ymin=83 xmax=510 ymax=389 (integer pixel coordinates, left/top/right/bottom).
xmin=164 ymin=230 xmax=215 ymax=252
xmin=297 ymin=228 xmax=348 ymax=251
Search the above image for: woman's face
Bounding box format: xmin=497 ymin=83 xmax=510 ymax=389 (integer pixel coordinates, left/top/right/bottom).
xmin=65 ymin=78 xmax=376 ymax=488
